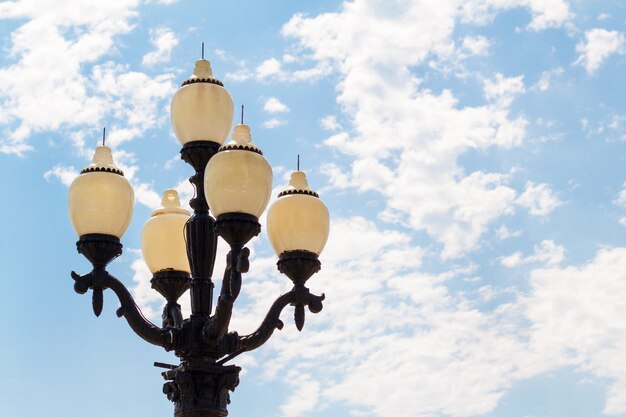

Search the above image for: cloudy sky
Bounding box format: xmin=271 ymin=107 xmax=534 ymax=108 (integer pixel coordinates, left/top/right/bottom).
xmin=1 ymin=1 xmax=626 ymax=416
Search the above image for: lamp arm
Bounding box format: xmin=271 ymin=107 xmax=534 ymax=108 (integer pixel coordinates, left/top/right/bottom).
xmin=204 ymin=269 xmax=235 ymax=343
xmin=165 ymin=301 xmax=184 ymax=328
xmin=216 ymin=286 xmax=325 ymax=364
xmin=203 ymin=247 xmax=248 ymax=343
xmin=235 ymin=290 xmax=294 ymax=352
xmin=71 ymin=270 xmax=174 ymax=349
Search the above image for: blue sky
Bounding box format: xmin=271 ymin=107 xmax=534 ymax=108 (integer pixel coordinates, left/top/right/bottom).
xmin=1 ymin=1 xmax=626 ymax=416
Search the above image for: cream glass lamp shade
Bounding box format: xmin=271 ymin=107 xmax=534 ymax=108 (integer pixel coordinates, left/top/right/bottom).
xmin=68 ymin=146 xmax=135 ymax=238
xmin=267 ymin=171 xmax=330 ymax=256
xmin=204 ymin=124 xmax=272 ymax=218
xmin=171 ymin=59 xmax=234 ymax=146
xmin=141 ymin=190 xmax=191 ymax=274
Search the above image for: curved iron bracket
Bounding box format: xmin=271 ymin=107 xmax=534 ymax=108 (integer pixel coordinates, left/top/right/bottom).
xmin=216 ymin=285 xmax=325 ymax=365
xmin=71 ymin=270 xmax=174 ymax=349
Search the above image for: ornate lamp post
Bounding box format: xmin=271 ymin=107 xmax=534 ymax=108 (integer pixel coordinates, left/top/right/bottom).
xmin=68 ymin=54 xmax=330 ymax=417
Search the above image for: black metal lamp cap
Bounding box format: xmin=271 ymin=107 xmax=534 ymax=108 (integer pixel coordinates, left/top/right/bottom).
xmin=76 ymin=233 xmax=123 ymax=268
xmin=277 ymin=250 xmax=321 ymax=286
xmin=215 ymin=213 xmax=261 ymax=247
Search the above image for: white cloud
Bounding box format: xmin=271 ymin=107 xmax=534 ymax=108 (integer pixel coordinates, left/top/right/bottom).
xmin=290 ymin=61 xmax=332 ymax=81
xmin=585 ymin=113 xmax=626 ymax=142
xmin=256 ymin=58 xmax=283 ymax=79
xmin=607 ymin=114 xmax=626 ymax=132
xmin=484 ymin=73 xmax=525 ymax=106
xmin=263 ymin=118 xmax=287 ymax=129
xmin=320 ymin=115 xmax=341 ymax=131
xmin=500 ymin=251 xmax=524 ymax=268
xmin=462 ymin=35 xmax=491 ymax=55
xmin=526 ymin=247 xmax=626 ymax=414
xmin=320 ymin=162 xmax=350 ymax=190
xmin=232 ymin=211 xmax=626 ymax=417
xmin=0 ymin=1 xmax=175 ymax=155
xmin=523 ymin=0 xmax=573 ymax=31
xmin=226 ymin=50 xmax=332 ymax=83
xmin=142 ymin=27 xmax=179 ymax=66
xmin=122 ymin=234 xmax=626 ymax=417
xmin=282 ymin=54 xmax=297 ymax=63
xmin=263 ymin=97 xmax=290 ymax=113
xmin=43 ymin=164 xmax=78 ymax=186
xmin=194 ymin=211 xmax=626 ymax=417
xmin=532 ymin=67 xmax=564 ymax=91
xmin=516 ymin=181 xmax=561 ymax=216
xmin=575 ymin=28 xmax=625 ymax=74
xmin=501 ymin=239 xmax=564 ymax=267
xmin=615 ymin=182 xmax=626 ymax=207
xmin=459 ymin=0 xmax=572 ymax=31
xmin=283 ymin=1 xmax=534 ymax=258
xmin=93 ymin=63 xmax=175 ymax=129
xmin=241 ymin=217 xmax=551 ymax=417
xmin=133 ymin=181 xmax=161 ymax=210
xmin=496 ymin=225 xmax=522 ymax=240
xmin=280 ymin=371 xmax=320 ymax=417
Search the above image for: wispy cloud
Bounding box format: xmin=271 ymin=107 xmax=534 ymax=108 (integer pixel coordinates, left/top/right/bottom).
xmin=516 ymin=181 xmax=562 ymax=216
xmin=43 ymin=164 xmax=79 ymax=187
xmin=283 ymin=2 xmax=534 ymax=258
xmin=483 ymin=73 xmax=525 ymax=106
xmin=532 ymin=67 xmax=564 ymax=91
xmin=142 ymin=27 xmax=179 ymax=66
xmin=501 ymin=240 xmax=565 ymax=267
xmin=462 ymin=35 xmax=491 ymax=56
xmin=263 ymin=97 xmax=290 ymax=113
xmin=256 ymin=58 xmax=283 ymax=79
xmin=576 ymin=28 xmax=625 ymax=74
xmin=320 ymin=115 xmax=341 ymax=131
xmin=263 ymin=118 xmax=286 ymax=129
xmin=0 ymin=2 xmax=175 ymax=155
xmin=526 ymin=247 xmax=626 ymax=414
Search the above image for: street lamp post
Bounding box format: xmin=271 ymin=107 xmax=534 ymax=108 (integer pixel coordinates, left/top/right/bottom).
xmin=68 ymin=54 xmax=330 ymax=417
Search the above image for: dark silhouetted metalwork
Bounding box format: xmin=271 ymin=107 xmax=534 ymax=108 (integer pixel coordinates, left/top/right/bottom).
xmin=71 ymin=141 xmax=325 ymax=417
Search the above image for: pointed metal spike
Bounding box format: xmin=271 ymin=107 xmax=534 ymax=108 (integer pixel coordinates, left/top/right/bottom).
xmin=93 ymin=289 xmax=103 ymax=317
xmin=295 ymin=303 xmax=305 ymax=331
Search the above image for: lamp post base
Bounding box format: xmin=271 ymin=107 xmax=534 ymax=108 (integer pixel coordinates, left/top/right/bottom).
xmin=162 ymin=362 xmax=241 ymax=417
